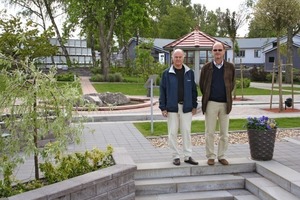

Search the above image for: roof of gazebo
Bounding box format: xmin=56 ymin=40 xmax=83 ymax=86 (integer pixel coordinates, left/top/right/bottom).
xmin=163 ymin=28 xmax=231 ymax=50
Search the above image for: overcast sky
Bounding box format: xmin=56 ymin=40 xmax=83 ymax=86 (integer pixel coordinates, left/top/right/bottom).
xmin=191 ymin=0 xmax=250 ymax=36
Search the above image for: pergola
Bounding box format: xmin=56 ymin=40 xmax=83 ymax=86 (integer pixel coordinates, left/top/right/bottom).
xmin=163 ymin=28 xmax=231 ymax=83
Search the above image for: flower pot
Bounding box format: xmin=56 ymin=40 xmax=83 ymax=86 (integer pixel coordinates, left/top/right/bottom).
xmin=247 ymin=129 xmax=276 ymax=161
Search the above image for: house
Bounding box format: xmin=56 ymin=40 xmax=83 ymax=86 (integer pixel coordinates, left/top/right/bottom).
xmin=117 ymin=37 xmax=174 ymax=65
xmin=38 ymin=38 xmax=98 ymax=69
xmin=120 ymin=30 xmax=300 ymax=74
xmin=261 ymin=35 xmax=300 ymax=71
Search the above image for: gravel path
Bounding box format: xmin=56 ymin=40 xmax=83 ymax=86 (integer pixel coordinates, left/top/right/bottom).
xmin=147 ymin=129 xmax=300 ymax=148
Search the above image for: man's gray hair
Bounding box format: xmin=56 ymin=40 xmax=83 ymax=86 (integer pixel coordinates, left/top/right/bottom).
xmin=171 ymin=48 xmax=185 ymax=58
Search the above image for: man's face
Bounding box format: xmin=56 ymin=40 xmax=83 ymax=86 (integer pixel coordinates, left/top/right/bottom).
xmin=172 ymin=51 xmax=184 ymax=67
xmin=212 ymin=44 xmax=225 ymax=60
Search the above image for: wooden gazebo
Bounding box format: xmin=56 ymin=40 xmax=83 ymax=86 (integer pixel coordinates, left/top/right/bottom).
xmin=163 ymin=28 xmax=230 ymax=83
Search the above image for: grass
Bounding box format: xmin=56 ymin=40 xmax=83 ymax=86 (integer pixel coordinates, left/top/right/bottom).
xmin=134 ymin=117 xmax=300 ymax=137
xmin=273 ymin=86 xmax=300 ymax=91
xmin=93 ymin=82 xmax=160 ymax=96
xmin=93 ymin=82 xmax=294 ymax=96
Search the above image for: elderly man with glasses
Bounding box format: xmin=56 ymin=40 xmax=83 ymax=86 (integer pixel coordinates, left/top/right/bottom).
xmin=199 ymin=42 xmax=235 ymax=166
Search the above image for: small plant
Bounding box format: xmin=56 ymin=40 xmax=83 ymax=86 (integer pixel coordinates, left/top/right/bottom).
xmin=40 ymin=145 xmax=114 ymax=184
xmin=245 ymin=116 xmax=277 ymax=131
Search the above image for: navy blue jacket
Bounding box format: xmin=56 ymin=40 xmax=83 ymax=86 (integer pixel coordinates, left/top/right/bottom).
xmin=159 ymin=64 xmax=198 ymax=113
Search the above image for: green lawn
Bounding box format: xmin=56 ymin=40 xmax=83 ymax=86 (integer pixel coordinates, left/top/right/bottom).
xmin=134 ymin=117 xmax=300 ymax=137
xmin=93 ymin=82 xmax=293 ymax=96
xmin=273 ymin=86 xmax=300 ymax=91
xmin=93 ymin=82 xmax=160 ymax=96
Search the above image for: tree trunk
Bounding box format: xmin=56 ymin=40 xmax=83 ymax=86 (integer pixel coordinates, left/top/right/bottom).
xmin=43 ymin=0 xmax=72 ymax=67
xmin=98 ymin=16 xmax=114 ymax=81
xmin=285 ymin=27 xmax=293 ymax=83
xmin=89 ymin=33 xmax=97 ymax=67
xmin=33 ymin=79 xmax=39 ymax=179
xmin=277 ymin=36 xmax=283 ymax=111
xmin=231 ymin=39 xmax=237 ymax=99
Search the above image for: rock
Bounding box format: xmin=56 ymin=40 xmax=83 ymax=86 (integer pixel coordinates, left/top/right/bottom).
xmin=82 ymin=92 xmax=130 ymax=106
xmin=97 ymin=92 xmax=130 ymax=106
xmin=83 ymin=93 xmax=103 ymax=106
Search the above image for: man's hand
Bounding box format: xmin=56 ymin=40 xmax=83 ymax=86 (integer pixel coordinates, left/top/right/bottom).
xmin=162 ymin=110 xmax=168 ymax=117
xmin=192 ymin=108 xmax=197 ymax=115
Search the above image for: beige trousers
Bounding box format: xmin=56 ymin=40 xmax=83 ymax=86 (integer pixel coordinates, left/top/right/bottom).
xmin=205 ymin=101 xmax=229 ymax=160
xmin=167 ymin=104 xmax=193 ymax=160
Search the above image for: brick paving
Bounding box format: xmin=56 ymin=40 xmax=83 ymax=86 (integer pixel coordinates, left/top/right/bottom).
xmin=5 ymin=77 xmax=300 ymax=181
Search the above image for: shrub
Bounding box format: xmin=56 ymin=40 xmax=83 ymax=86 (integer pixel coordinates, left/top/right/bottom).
xmin=90 ymin=74 xmax=104 ymax=82
xmin=114 ymin=73 xmax=123 ymax=82
xmin=56 ymin=72 xmax=75 ymax=81
xmin=90 ymin=67 xmax=102 ymax=75
xmin=108 ymin=73 xmax=115 ymax=82
xmin=235 ymin=78 xmax=250 ymax=88
xmin=249 ymin=66 xmax=267 ymax=81
xmin=40 ymin=145 xmax=114 ymax=184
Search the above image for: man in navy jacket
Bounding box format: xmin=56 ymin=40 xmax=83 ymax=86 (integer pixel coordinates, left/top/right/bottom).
xmin=159 ymin=48 xmax=198 ymax=166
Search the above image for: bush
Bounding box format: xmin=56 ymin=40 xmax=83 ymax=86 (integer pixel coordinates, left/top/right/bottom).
xmin=40 ymin=145 xmax=114 ymax=184
xmin=108 ymin=73 xmax=115 ymax=82
xmin=114 ymin=73 xmax=123 ymax=82
xmin=90 ymin=74 xmax=104 ymax=82
xmin=236 ymin=78 xmax=251 ymax=88
xmin=249 ymin=66 xmax=268 ymax=81
xmin=90 ymin=67 xmax=102 ymax=75
xmin=56 ymin=72 xmax=75 ymax=81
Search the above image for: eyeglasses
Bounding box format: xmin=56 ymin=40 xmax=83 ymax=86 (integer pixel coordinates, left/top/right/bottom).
xmin=213 ymin=49 xmax=223 ymax=52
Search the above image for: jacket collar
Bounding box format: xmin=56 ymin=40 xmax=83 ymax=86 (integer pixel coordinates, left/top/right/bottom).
xmin=169 ymin=64 xmax=190 ymax=74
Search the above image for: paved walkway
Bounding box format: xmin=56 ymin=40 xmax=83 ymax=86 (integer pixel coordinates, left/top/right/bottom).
xmin=7 ymin=77 xmax=300 ymax=182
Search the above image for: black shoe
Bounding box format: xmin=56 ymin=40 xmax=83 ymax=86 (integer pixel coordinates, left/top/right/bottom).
xmin=184 ymin=157 xmax=199 ymax=165
xmin=173 ymin=158 xmax=180 ymax=166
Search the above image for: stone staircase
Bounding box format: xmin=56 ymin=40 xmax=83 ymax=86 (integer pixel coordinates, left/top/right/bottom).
xmin=134 ymin=158 xmax=300 ymax=200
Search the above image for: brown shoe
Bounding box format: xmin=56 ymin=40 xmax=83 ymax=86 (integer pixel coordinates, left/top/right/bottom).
xmin=207 ymin=159 xmax=215 ymax=165
xmin=218 ymin=159 xmax=229 ymax=165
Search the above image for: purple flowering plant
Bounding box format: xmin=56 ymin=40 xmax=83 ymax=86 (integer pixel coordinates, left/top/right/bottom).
xmin=245 ymin=116 xmax=277 ymax=131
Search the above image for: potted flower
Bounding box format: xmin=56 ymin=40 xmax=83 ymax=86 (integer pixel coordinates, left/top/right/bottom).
xmin=245 ymin=116 xmax=277 ymax=161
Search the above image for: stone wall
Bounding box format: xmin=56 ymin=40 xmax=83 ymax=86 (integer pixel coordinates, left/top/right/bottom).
xmin=6 ymin=147 xmax=136 ymax=200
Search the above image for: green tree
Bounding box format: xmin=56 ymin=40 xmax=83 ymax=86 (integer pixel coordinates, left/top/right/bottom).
xmin=64 ymin=0 xmax=156 ymax=80
xmin=158 ymin=5 xmax=196 ymax=39
xmin=254 ymin=0 xmax=300 ymax=111
xmin=134 ymin=39 xmax=166 ymax=82
xmin=0 ymin=15 xmax=84 ymax=183
xmin=0 ymin=14 xmax=57 ymax=68
xmin=5 ymin=0 xmax=73 ymax=67
xmin=192 ymin=4 xmax=218 ymax=36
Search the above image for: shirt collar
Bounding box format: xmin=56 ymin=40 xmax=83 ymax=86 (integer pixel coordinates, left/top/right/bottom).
xmin=213 ymin=61 xmax=224 ymax=69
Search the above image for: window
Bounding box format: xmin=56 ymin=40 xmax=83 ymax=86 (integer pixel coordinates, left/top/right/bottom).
xmin=199 ymin=50 xmax=212 ymax=64
xmin=254 ymin=50 xmax=261 ymax=58
xmin=184 ymin=51 xmax=194 ymax=67
xmin=269 ymin=57 xmax=274 ymax=63
xmin=236 ymin=50 xmax=245 ymax=57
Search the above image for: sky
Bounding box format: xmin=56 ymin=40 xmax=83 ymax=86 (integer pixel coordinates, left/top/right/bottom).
xmin=2 ymin=0 xmax=250 ymax=37
xmin=191 ymin=0 xmax=250 ymax=37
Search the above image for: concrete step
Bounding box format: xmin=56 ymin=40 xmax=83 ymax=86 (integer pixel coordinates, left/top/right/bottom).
xmin=135 ymin=190 xmax=234 ymax=200
xmin=255 ymin=160 xmax=300 ymax=199
xmin=234 ymin=195 xmax=261 ymax=200
xmin=135 ymin=158 xmax=256 ymax=180
xmin=136 ymin=189 xmax=260 ymax=200
xmin=246 ymin=177 xmax=300 ymax=200
xmin=135 ymin=174 xmax=245 ymax=195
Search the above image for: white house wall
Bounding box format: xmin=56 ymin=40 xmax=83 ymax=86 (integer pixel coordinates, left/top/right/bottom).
xmin=225 ymin=49 xmax=265 ymax=66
